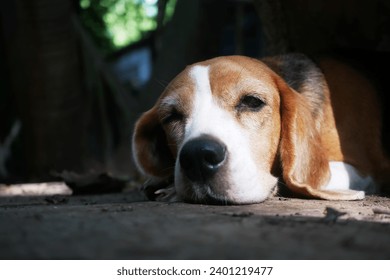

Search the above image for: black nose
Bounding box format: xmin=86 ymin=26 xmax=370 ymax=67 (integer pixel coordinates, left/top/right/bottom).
xmin=179 ymin=136 xmax=227 ymax=182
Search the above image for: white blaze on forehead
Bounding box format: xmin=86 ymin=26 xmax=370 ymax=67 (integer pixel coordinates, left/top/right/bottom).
xmin=189 ymin=65 xmax=212 ymax=99
xmin=185 ymin=65 xmax=214 ymax=139
xmin=185 ymin=65 xmax=237 ymax=140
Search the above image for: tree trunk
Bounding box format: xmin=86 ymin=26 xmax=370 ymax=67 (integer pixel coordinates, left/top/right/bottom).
xmin=5 ymin=0 xmax=85 ymax=180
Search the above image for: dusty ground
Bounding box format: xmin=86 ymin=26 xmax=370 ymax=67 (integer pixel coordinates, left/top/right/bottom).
xmin=1 ymin=188 xmax=390 ymax=259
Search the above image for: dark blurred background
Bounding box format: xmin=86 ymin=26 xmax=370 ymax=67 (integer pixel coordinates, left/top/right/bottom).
xmin=1 ymin=0 xmax=389 ymax=190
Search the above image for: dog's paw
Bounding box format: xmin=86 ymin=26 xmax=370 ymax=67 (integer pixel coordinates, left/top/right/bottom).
xmin=154 ymin=187 xmax=178 ymax=202
xmin=142 ymin=178 xmax=178 ymax=202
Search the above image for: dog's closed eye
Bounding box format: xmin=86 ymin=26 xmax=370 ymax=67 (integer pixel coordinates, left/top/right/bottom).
xmin=236 ymin=95 xmax=265 ymax=112
xmin=161 ymin=108 xmax=184 ymax=125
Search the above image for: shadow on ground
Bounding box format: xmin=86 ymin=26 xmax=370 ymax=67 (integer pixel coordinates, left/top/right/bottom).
xmin=1 ymin=189 xmax=390 ymax=259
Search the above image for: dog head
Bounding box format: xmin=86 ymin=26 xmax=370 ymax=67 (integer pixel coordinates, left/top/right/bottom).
xmin=132 ymin=55 xmax=362 ymax=204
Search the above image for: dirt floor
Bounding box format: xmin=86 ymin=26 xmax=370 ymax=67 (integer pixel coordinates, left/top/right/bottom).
xmin=1 ymin=188 xmax=390 ymax=259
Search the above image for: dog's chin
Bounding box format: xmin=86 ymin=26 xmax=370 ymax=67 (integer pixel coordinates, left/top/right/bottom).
xmin=188 ymin=185 xmax=234 ymax=205
xmin=176 ymin=180 xmax=272 ymax=205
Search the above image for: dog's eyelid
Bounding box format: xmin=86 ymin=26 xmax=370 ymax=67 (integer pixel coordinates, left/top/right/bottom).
xmin=244 ymin=92 xmax=267 ymax=102
xmin=236 ymin=94 xmax=266 ymax=112
xmin=160 ymin=107 xmax=184 ymax=125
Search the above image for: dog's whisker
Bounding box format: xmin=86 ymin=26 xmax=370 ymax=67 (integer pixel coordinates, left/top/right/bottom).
xmin=154 ymin=79 xmax=170 ymax=89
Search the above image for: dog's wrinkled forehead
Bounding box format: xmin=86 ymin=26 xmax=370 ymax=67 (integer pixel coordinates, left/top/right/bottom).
xmin=158 ymin=56 xmax=277 ymax=109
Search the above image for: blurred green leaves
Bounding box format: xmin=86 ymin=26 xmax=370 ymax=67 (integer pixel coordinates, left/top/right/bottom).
xmin=79 ymin=0 xmax=177 ymax=53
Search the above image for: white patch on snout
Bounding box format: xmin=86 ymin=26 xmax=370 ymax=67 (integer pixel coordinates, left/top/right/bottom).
xmin=322 ymin=161 xmax=378 ymax=194
xmin=174 ymin=65 xmax=277 ymax=204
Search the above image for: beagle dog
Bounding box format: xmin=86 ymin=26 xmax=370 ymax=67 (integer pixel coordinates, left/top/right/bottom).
xmin=132 ymin=54 xmax=390 ymax=204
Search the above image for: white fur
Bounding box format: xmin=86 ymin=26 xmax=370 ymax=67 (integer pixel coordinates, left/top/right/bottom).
xmin=160 ymin=95 xmax=178 ymax=108
xmin=322 ymin=161 xmax=378 ymax=194
xmin=174 ymin=65 xmax=277 ymax=203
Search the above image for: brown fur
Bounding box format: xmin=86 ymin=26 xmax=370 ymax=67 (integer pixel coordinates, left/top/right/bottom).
xmin=319 ymin=58 xmax=390 ymax=181
xmin=133 ymin=54 xmax=390 ymax=201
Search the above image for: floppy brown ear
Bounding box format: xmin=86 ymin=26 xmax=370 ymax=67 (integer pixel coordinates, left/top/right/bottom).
xmin=132 ymin=107 xmax=175 ymax=179
xmin=276 ymin=76 xmax=364 ymax=200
